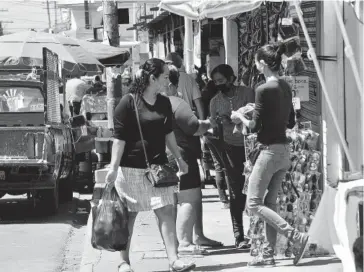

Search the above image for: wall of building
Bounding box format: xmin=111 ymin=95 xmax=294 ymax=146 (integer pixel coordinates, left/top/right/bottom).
xmin=321 ymin=1 xmax=363 ymax=182
xmin=67 ymin=2 xmax=134 ymax=41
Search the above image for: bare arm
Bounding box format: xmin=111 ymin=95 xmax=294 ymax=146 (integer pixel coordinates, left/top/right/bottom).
xmin=165 ymin=132 xmax=183 ymax=160
xmin=194 ymin=97 xmax=205 ymax=120
xmin=109 ymin=139 xmax=126 ymax=171
xmin=194 ymin=119 xmax=211 ymax=136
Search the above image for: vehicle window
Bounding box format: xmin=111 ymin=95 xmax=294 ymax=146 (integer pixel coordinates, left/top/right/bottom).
xmin=0 ymin=87 xmax=44 ymax=113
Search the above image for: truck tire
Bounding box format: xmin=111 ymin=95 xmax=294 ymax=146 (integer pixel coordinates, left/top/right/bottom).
xmin=40 ymin=151 xmax=62 ymax=215
xmin=39 ymin=179 xmax=59 ymax=215
xmin=59 ymin=170 xmax=74 ymax=203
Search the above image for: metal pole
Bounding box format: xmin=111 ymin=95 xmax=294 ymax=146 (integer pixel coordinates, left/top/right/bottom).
xmin=46 ymin=0 xmax=52 ymax=30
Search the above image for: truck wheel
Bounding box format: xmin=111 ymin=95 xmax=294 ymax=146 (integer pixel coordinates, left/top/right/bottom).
xmin=59 ymin=170 xmax=74 ymax=203
xmin=39 ymin=180 xmax=59 ymax=215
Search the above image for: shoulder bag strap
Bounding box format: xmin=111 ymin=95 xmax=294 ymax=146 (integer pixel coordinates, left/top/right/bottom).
xmin=130 ymin=94 xmax=151 ymax=168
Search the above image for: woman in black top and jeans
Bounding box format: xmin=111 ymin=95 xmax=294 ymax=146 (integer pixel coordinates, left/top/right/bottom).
xmin=232 ymin=43 xmax=309 ymax=267
xmin=105 ymin=58 xmax=196 ymax=272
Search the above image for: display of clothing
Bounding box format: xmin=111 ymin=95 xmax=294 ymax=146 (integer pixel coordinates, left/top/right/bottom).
xmin=244 ymin=124 xmax=329 ymax=258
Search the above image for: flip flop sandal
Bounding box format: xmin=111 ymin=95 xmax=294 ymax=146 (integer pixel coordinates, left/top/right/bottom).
xmin=118 ymin=262 xmax=134 ymax=272
xmin=170 ymin=261 xmax=196 ymax=272
xmin=178 ymin=245 xmax=209 ymax=256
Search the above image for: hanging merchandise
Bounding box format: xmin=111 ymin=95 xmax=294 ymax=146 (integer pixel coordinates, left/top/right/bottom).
xmin=244 ymin=122 xmax=329 ymax=258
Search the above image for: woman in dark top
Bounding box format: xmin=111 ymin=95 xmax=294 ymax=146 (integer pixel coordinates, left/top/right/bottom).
xmin=164 ymin=66 xmax=223 ymax=256
xmin=232 ymin=43 xmax=308 ymax=268
xmin=105 ymin=58 xmax=195 ymax=272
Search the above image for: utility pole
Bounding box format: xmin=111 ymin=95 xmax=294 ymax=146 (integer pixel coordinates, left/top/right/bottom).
xmin=54 ymin=1 xmax=58 ymax=31
xmin=102 ymin=0 xmax=120 ymax=129
xmin=46 ymin=0 xmax=52 ymax=30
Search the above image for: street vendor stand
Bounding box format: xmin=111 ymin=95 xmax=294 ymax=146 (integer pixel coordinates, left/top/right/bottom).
xmin=159 ymin=0 xmax=363 ymax=270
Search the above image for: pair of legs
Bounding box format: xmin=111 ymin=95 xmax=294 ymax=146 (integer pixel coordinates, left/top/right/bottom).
xmin=246 ymin=144 xmax=308 ymax=266
xmin=204 ymin=137 xmax=229 ymax=204
xmin=120 ymin=205 xmax=193 ymax=270
xmin=176 ymin=149 xmax=222 ymax=253
xmin=213 ymin=140 xmax=248 ymax=246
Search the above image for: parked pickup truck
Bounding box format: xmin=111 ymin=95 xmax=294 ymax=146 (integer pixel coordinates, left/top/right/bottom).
xmin=0 ymin=75 xmax=74 ymax=214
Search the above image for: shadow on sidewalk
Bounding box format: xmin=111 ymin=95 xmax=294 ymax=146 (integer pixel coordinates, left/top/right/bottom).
xmin=280 ymin=257 xmax=341 ymax=267
xmin=156 ymin=261 xmax=248 ymax=272
xmin=207 ymin=246 xmax=246 ymax=256
xmin=193 ymin=261 xmax=248 ymax=271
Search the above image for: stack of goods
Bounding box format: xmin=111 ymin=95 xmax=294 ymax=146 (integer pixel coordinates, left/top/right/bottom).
xmin=244 ymin=124 xmax=329 ymax=258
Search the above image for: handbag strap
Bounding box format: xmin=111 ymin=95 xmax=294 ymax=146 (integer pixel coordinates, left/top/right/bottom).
xmin=130 ymin=94 xmax=151 ymax=168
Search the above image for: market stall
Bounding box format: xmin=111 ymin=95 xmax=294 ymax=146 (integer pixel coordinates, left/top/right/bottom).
xmin=159 ymin=0 xmax=363 ymax=270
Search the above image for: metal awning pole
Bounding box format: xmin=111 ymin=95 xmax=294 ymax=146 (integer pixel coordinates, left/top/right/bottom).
xmin=294 ymin=0 xmax=357 ymax=172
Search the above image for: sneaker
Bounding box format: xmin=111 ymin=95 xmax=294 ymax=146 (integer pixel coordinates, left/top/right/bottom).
xmin=235 ymin=238 xmax=251 ymax=251
xmin=293 ymin=233 xmax=309 ymax=265
xmin=248 ymin=255 xmax=276 ymax=268
xmin=222 ymin=202 xmax=230 ymax=209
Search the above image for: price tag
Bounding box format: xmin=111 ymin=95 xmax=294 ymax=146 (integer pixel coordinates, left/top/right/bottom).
xmin=293 ymin=97 xmax=301 ymax=110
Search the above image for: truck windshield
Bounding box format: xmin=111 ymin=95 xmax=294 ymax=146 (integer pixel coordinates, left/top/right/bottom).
xmin=0 ymin=87 xmax=44 ymax=113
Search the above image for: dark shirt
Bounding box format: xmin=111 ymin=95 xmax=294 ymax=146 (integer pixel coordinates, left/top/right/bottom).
xmin=251 ymin=79 xmax=296 ymax=145
xmin=169 ymin=96 xmax=200 ymax=158
xmin=113 ymin=94 xmax=173 ymax=169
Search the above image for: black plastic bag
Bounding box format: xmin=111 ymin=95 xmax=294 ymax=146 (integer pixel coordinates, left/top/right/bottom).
xmin=91 ymin=182 xmax=129 ymax=252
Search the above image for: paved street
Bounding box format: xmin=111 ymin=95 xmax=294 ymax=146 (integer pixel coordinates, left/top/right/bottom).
xmin=0 ymin=192 xmax=91 ymax=272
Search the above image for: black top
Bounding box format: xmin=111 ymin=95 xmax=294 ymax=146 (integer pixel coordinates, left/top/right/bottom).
xmin=169 ymin=96 xmax=201 ymax=158
xmin=251 ymin=79 xmax=296 ymax=145
xmin=113 ymin=94 xmax=173 ymax=169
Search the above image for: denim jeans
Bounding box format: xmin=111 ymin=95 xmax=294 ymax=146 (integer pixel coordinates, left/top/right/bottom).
xmin=246 ymin=144 xmax=295 ymax=252
xmin=204 ymin=137 xmax=228 ymax=203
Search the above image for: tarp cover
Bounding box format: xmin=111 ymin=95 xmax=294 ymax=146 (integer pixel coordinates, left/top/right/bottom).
xmin=159 ymin=0 xmax=272 ymax=20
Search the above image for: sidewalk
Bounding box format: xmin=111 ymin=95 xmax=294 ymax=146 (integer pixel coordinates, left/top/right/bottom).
xmin=80 ymin=187 xmax=343 ymax=272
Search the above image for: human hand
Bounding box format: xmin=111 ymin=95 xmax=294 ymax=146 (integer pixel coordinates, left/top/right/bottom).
xmin=176 ymin=159 xmax=189 ymax=178
xmin=105 ymin=169 xmax=118 ymax=184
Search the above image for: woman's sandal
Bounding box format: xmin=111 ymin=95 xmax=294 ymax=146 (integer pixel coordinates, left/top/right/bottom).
xmin=118 ymin=262 xmax=134 ymax=272
xmin=169 ymin=260 xmax=196 ymax=272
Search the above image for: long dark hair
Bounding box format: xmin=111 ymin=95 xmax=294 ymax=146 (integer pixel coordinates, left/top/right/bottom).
xmin=210 ymin=64 xmax=237 ymax=83
xmin=129 ymin=58 xmax=166 ymax=96
xmin=256 ymin=42 xmax=287 ymax=72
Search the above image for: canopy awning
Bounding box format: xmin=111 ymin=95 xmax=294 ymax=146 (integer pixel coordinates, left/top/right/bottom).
xmin=158 ymin=0 xmax=274 ymax=20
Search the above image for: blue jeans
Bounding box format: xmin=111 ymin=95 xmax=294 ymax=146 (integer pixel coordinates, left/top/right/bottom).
xmin=246 ymin=144 xmax=295 ymax=252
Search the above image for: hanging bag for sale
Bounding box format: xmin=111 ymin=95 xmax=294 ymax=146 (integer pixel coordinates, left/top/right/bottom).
xmin=91 ymin=181 xmax=129 ymax=252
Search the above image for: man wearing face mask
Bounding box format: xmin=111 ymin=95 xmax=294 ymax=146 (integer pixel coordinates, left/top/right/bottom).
xmin=209 ymin=64 xmax=255 ymax=250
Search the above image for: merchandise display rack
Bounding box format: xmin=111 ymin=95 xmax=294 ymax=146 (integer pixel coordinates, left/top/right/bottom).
xmin=243 ymin=121 xmax=330 ymax=258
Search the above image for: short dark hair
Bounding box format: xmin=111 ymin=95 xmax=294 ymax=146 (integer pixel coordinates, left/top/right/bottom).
xmin=168 ymin=65 xmax=179 ymax=87
xmin=256 ymin=42 xmax=287 ymax=72
xmin=210 ymin=64 xmax=237 ymax=83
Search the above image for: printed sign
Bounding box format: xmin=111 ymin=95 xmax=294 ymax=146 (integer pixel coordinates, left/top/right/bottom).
xmin=293 ymin=97 xmax=301 ymax=110
xmin=282 ymin=76 xmax=309 ymax=102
